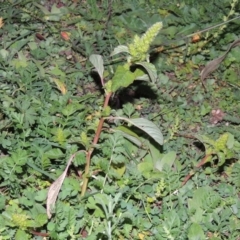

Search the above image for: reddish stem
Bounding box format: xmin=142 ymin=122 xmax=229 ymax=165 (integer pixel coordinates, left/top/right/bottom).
xmin=81 ymin=92 xmax=112 ymax=196
xmin=181 ymin=154 xmax=212 ymax=186
xmin=30 ymin=230 xmax=49 ymax=237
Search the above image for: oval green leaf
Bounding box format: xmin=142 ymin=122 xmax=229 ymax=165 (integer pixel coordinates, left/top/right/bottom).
xmin=89 ymin=54 xmax=104 ymax=80
xmin=121 ymin=117 xmax=163 ymax=145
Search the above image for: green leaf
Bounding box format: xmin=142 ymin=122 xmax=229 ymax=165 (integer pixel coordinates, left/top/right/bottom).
xmin=35 ymin=213 xmax=48 ymax=227
xmin=45 ymin=148 xmax=64 ymax=159
xmin=115 ymin=126 xmax=143 ymax=147
xmin=51 ymin=128 xmax=70 ymax=145
xmin=111 ymin=164 xmax=126 ymax=178
xmin=62 ymin=103 xmax=83 ymax=116
xmin=155 ymin=151 xmax=176 ymax=171
xmin=27 ymin=160 xmax=56 ymax=180
xmin=110 ymin=45 xmax=129 ymax=56
xmin=89 ymin=54 xmax=104 ymax=80
xmin=0 ymin=49 xmax=9 ymax=59
xmin=11 ymin=52 xmax=28 ymax=69
xmin=47 ymin=221 xmax=55 ymax=231
xmin=177 ymin=23 xmax=198 ymax=36
xmin=15 ymin=229 xmax=29 ymax=240
xmin=33 ymin=2 xmax=51 ymax=15
xmin=133 ymin=68 xmax=148 ymax=80
xmin=50 ymin=65 xmax=66 ymax=77
xmin=134 ymin=74 xmax=150 ymax=81
xmin=138 ymin=159 xmax=153 ymax=173
xmin=11 ymin=150 xmax=28 ymax=166
xmin=120 ymin=117 xmax=163 ymax=145
xmin=162 ymin=26 xmax=178 ymax=39
xmin=187 ymin=223 xmax=205 ymax=240
xmin=226 ymin=133 xmax=235 ymax=149
xmin=136 ymin=62 xmax=158 ymax=83
xmin=32 ymin=59 xmax=45 ymax=77
xmin=0 ymin=195 xmax=6 ymax=211
xmin=35 ymin=189 xmax=48 ymax=202
xmin=231 ymin=163 xmax=240 ymax=187
xmin=10 ymin=39 xmax=30 ymax=54
xmin=111 ymin=65 xmax=136 ymax=92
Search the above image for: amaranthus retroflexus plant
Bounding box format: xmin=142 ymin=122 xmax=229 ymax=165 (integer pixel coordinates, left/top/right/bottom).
xmin=46 ymin=22 xmax=164 ymax=218
xmin=79 ymin=22 xmax=164 ymax=196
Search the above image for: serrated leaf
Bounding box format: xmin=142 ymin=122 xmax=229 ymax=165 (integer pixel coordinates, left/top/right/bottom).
xmin=110 ymin=45 xmax=129 ymax=56
xmin=15 ymin=229 xmax=29 ymax=240
xmin=231 ymin=163 xmax=240 ymax=187
xmin=138 ymin=160 xmax=153 ymax=173
xmin=32 ymin=59 xmax=45 ymax=77
xmin=137 ymin=158 xmax=160 ymax=179
xmin=226 ymin=133 xmax=234 ymax=148
xmin=51 ymin=128 xmax=69 ymax=145
xmin=35 ymin=189 xmax=48 ymax=202
xmin=11 ymin=51 xmax=28 ymax=69
xmin=45 ymin=148 xmax=64 ymax=159
xmin=50 ymin=66 xmax=66 ymax=77
xmin=120 ymin=117 xmax=163 ymax=145
xmin=89 ymin=54 xmax=104 ymax=80
xmin=35 ymin=213 xmax=48 ymax=227
xmin=62 ymin=103 xmax=82 ymax=116
xmin=11 ymin=149 xmax=28 ymax=166
xmin=111 ymin=164 xmax=126 ymax=177
xmin=136 ymin=62 xmax=158 ymax=83
xmin=188 ymin=223 xmax=205 ymax=240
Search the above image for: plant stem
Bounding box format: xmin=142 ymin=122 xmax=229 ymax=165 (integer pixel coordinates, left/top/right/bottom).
xmin=81 ymin=92 xmax=112 ymax=196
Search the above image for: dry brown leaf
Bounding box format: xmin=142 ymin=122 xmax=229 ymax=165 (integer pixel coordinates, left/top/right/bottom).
xmin=46 ymin=151 xmax=85 ymax=218
xmin=0 ymin=18 xmax=4 ymax=28
xmin=201 ymin=38 xmax=240 ymax=81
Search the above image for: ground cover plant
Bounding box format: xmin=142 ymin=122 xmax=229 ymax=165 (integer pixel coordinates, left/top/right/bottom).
xmin=0 ymin=0 xmax=240 ymax=239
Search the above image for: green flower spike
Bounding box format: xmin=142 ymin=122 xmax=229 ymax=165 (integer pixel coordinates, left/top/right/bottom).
xmin=128 ymin=22 xmax=162 ymax=63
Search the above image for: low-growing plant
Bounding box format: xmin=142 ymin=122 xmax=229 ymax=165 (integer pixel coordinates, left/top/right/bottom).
xmin=1 ymin=0 xmax=240 ymax=239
